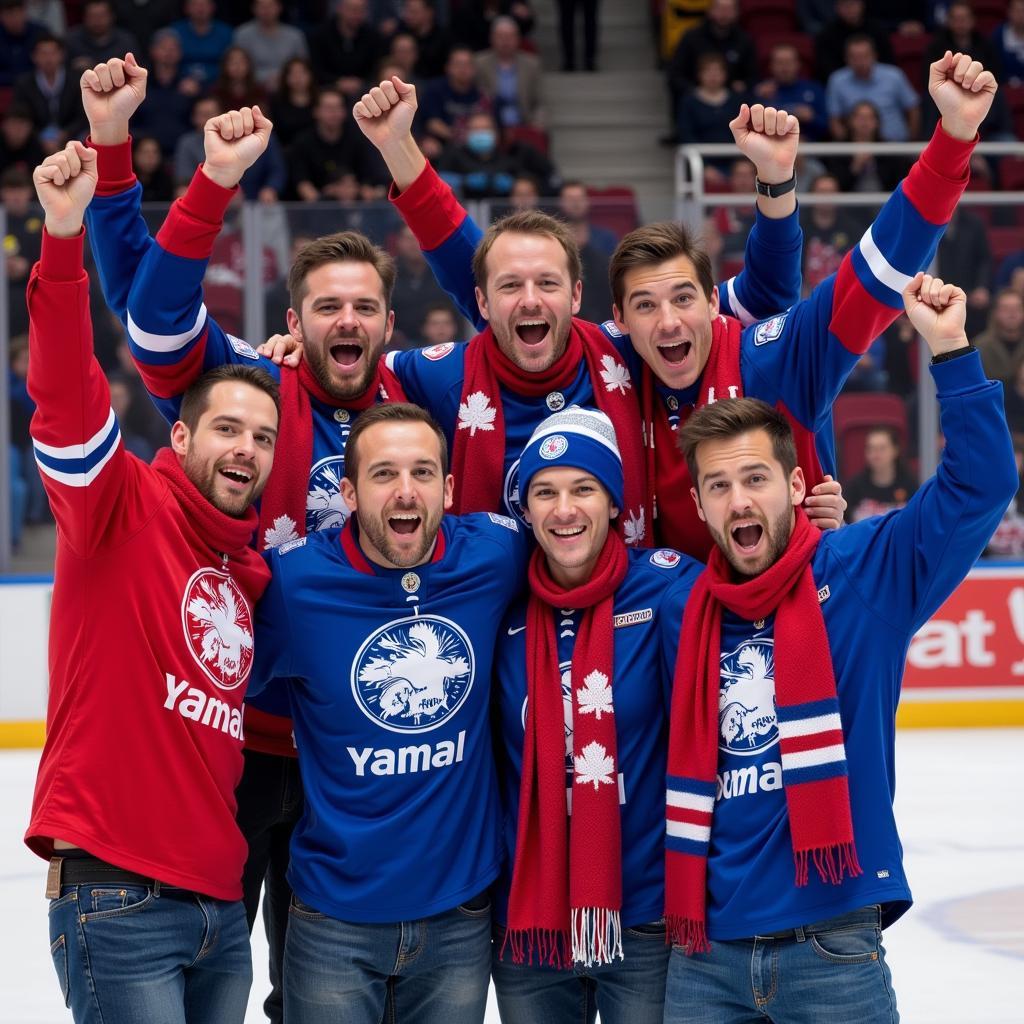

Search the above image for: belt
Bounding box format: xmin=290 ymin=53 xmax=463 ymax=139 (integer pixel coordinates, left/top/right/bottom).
xmin=45 ymin=855 xmax=180 ymax=899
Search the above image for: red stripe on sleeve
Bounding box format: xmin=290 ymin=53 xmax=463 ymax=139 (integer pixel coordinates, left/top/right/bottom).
xmin=89 ymin=136 xmax=137 ymax=196
xmin=135 ymin=330 xmax=209 ymax=399
xmin=156 ymin=167 xmax=237 ymax=259
xmin=39 ymin=228 xmax=86 ymax=283
xmin=828 ymin=258 xmax=897 ymax=355
xmin=388 ymin=161 xmax=467 ymax=251
xmin=901 ymin=123 xmax=975 ymax=226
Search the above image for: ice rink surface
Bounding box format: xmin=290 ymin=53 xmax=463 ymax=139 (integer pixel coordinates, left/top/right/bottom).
xmin=2 ymin=730 xmax=1022 ymax=1023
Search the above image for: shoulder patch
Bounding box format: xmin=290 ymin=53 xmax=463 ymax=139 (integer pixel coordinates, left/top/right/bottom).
xmin=601 ymin=319 xmax=622 ymax=338
xmin=227 ymin=334 xmax=261 ymax=360
xmin=753 ymin=313 xmax=788 ymax=347
xmin=278 ymin=537 xmax=308 ymax=555
xmin=650 ymin=549 xmax=681 ymax=569
xmin=488 ymin=512 xmax=519 ymax=531
xmin=422 ymin=342 xmax=455 ymax=361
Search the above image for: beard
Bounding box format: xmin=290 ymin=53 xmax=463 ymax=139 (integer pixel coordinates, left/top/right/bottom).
xmin=708 ymin=505 xmax=793 ymax=578
xmin=491 ymin=314 xmax=572 ymax=373
xmin=303 ymin=331 xmax=382 ymax=402
xmin=183 ymin=449 xmax=259 ymax=518
xmin=356 ymin=499 xmax=445 ymax=568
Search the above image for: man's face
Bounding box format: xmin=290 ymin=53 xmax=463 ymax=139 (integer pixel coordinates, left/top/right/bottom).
xmin=476 ymin=232 xmax=582 ymax=374
xmin=340 ymin=0 xmax=367 ymax=29
xmin=2 ymin=114 xmax=31 ymax=147
xmin=613 ymin=255 xmax=719 ymax=391
xmin=33 ymin=41 xmax=64 ymax=75
xmin=525 ymin=467 xmax=617 ymax=587
xmin=729 ymin=159 xmax=755 ymax=193
xmin=187 ymin=0 xmax=214 ymax=22
xmin=192 ymin=99 xmax=220 ymax=130
xmin=846 ymin=40 xmax=875 ymax=77
xmin=864 ymin=430 xmax=897 ymax=473
xmin=558 ymin=185 xmax=589 ymax=223
xmin=402 ymin=0 xmax=428 ymax=30
xmin=447 ymin=49 xmax=475 ymax=88
xmin=342 ymin=420 xmax=454 ymax=568
xmin=692 ymin=428 xmax=805 ymax=577
xmin=395 ymin=227 xmax=425 ymax=267
xmin=315 ymin=92 xmax=346 ymax=132
xmin=770 ymin=46 xmax=799 ymax=84
xmin=491 ymin=20 xmax=519 ymax=57
xmin=390 ymin=34 xmax=418 ymax=70
xmin=288 ymin=261 xmax=394 ymax=401
xmin=150 ymin=32 xmax=182 ymax=66
xmin=253 ymin=0 xmax=280 ymax=24
xmin=172 ymin=381 xmax=279 ymax=517
xmin=0 ymin=5 xmax=26 ymax=33
xmin=836 ymin=0 xmax=864 ymax=26
xmin=708 ymin=0 xmax=737 ymax=29
xmin=994 ymin=294 xmax=1024 ymax=337
xmin=0 ymin=184 xmax=31 ymax=216
xmin=946 ymin=4 xmax=972 ymax=36
xmin=422 ymin=308 xmax=456 ymax=345
xmin=83 ymin=2 xmax=113 ymax=35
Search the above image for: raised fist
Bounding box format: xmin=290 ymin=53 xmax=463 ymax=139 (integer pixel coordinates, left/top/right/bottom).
xmin=729 ymin=103 xmax=799 ymax=184
xmin=928 ymin=51 xmax=998 ymax=142
xmin=80 ymin=53 xmax=148 ymax=145
xmin=353 ymin=76 xmax=418 ymax=151
xmin=201 ymin=106 xmax=274 ymax=190
xmin=33 ymin=142 xmax=98 ymax=238
xmin=902 ymin=272 xmax=969 ymax=357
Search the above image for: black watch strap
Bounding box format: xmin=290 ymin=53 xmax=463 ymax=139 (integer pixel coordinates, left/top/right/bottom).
xmin=930 ymin=343 xmax=976 ymax=364
xmin=754 ymin=174 xmax=797 ymax=198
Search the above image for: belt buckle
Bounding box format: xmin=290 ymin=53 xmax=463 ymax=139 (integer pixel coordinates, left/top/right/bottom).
xmin=45 ymin=856 xmax=64 ymax=899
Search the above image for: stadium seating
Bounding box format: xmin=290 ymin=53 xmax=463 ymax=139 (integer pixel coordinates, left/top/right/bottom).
xmin=833 ymin=392 xmax=909 ymax=479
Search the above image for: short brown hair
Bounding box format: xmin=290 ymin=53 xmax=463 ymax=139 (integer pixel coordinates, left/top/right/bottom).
xmin=610 ymin=221 xmax=715 ymax=310
xmin=471 ymin=209 xmax=581 ymax=292
xmin=179 ymin=364 xmax=280 ymax=432
xmin=344 ymin=402 xmax=449 ymax=480
xmin=678 ymin=398 xmax=797 ymax=488
xmin=287 ymin=232 xmax=396 ymax=311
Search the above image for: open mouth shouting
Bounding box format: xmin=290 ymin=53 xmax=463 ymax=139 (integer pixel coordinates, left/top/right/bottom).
xmin=514 ymin=318 xmax=551 ymax=349
xmin=329 ymin=337 xmax=365 ymax=370
xmin=218 ymin=463 xmax=255 ymax=492
xmin=387 ymin=509 xmax=423 ymax=538
xmin=656 ymin=337 xmax=693 ymax=367
xmin=729 ymin=519 xmax=765 ymax=557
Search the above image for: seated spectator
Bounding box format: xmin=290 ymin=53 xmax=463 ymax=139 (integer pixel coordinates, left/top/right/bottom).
xmin=937 ymin=207 xmax=991 ymax=339
xmin=827 ymin=100 xmax=910 ymax=194
xmin=0 ymin=104 xmax=44 ymax=175
xmin=64 ymin=0 xmax=138 ymax=73
xmin=509 ymin=172 xmax=541 ymax=209
xmin=454 ymin=0 xmax=536 ymax=52
xmin=1 ymin=167 xmax=41 ymax=338
xmin=558 ymin=180 xmax=617 ymax=256
xmin=270 ymin=55 xmax=317 ymax=144
xmin=925 ymin=2 xmax=1000 ymax=88
xmin=112 ymin=0 xmax=179 ymax=52
xmin=388 ymin=225 xmax=460 ymax=348
xmin=133 ymin=135 xmax=175 ymax=202
xmin=668 ymin=0 xmax=757 ymax=99
xmin=564 ymin=209 xmax=613 ymax=324
xmin=826 ymin=34 xmax=919 ymax=141
xmin=993 ymin=0 xmax=1024 ymax=86
xmin=676 ymin=52 xmax=745 ymax=185
xmin=976 ymin=288 xmax=1024 ymax=387
xmin=308 ymin=0 xmax=385 ymax=98
xmin=814 ymin=0 xmax=893 ymax=82
xmin=881 ymin=313 xmax=918 ymax=400
xmin=714 ymin=157 xmax=756 ymax=264
xmin=211 ymin=44 xmax=269 ymax=110
xmin=233 ymin=0 xmax=309 ymax=89
xmin=418 ymin=302 xmax=459 ymax=347
xmin=243 ymin=131 xmax=288 ymax=203
xmin=753 ymin=41 xmax=828 ymax=141
xmin=12 ymin=33 xmax=85 ymax=152
xmin=475 ymin=15 xmax=543 ymax=130
xmin=172 ymin=0 xmax=233 ymax=86
xmin=997 ymin=249 xmax=1024 ymax=293
xmin=843 ymin=427 xmax=918 ymax=523
xmin=287 ymin=86 xmax=363 ymax=199
xmin=173 ymin=95 xmax=222 ymax=195
xmin=419 ymin=46 xmax=487 ymax=150
xmin=130 ymin=28 xmax=202 ymax=159
xmin=0 ymin=0 xmax=47 ymax=89
xmin=1004 ymin=361 xmax=1024 ymax=442
xmin=800 ymin=173 xmax=859 ymax=295
xmin=385 ymin=31 xmax=421 ymax=84
xmin=436 ymin=108 xmax=558 ymax=198
xmin=394 ymin=0 xmax=451 ymax=79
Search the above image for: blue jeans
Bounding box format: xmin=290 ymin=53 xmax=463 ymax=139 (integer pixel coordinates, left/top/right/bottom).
xmin=664 ymin=905 xmax=900 ymax=1024
xmin=284 ymin=890 xmax=493 ymax=1023
xmin=491 ymin=919 xmax=669 ymax=1024
xmin=48 ymin=884 xmax=252 ymax=1024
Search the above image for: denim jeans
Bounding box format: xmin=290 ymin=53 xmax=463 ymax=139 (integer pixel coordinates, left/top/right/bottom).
xmin=664 ymin=905 xmax=900 ymax=1024
xmin=48 ymin=884 xmax=252 ymax=1024
xmin=236 ymin=749 xmax=304 ymax=1024
xmin=284 ymin=890 xmax=492 ymax=1024
xmin=491 ymin=919 xmax=669 ymax=1024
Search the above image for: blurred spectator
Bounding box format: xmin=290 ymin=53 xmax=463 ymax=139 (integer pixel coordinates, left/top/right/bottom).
xmin=882 ymin=313 xmax=918 ymax=399
xmin=454 ymin=0 xmax=536 ymax=53
xmin=814 ymin=0 xmax=893 ymax=82
xmin=436 ymin=108 xmax=558 ymax=197
xmin=108 ymin=375 xmax=157 ymax=462
xmin=264 ymin=232 xmax=313 ymax=333
xmin=714 ymin=157 xmax=755 ymax=264
xmin=386 ymin=31 xmax=420 ymax=83
xmin=555 ymin=0 xmax=598 ymax=72
xmin=112 ymin=0 xmax=179 ymax=52
xmin=975 ymin=288 xmax=1024 ymax=387
xmin=210 ymin=44 xmax=269 ymax=109
xmin=843 ymin=427 xmax=917 ymax=523
xmin=508 ymin=172 xmax=541 ymax=209
xmin=558 ymin=180 xmax=616 ymax=256
xmin=418 ymin=302 xmax=459 ymax=346
xmin=108 ymin=336 xmax=172 ymax=450
xmin=0 ymin=104 xmax=45 ymax=175
xmin=996 ymin=247 xmax=1024 ymax=291
xmin=130 ymin=29 xmax=202 ymax=159
xmin=936 ymin=207 xmax=991 ymax=338
xmin=668 ymin=0 xmax=758 ymax=97
xmin=1 ymin=167 xmax=41 ymax=337
xmin=133 ymin=135 xmax=175 ymax=202
xmin=754 ymin=42 xmax=828 ymax=141
xmin=676 ymin=52 xmax=745 ymax=185
xmin=12 ymin=33 xmax=85 ymax=152
xmin=171 ymin=0 xmax=234 ymax=86
xmin=826 ymin=34 xmax=919 ymax=141
xmin=796 ymin=0 xmax=832 ymax=36
xmin=800 ymin=173 xmax=859 ymax=295
xmin=394 ymin=0 xmax=451 ymax=79
xmin=234 ymin=0 xmax=309 ymax=89
xmin=308 ymin=0 xmax=385 ymax=98
xmin=242 ymin=132 xmax=289 ymax=203
xmin=827 ymin=100 xmax=910 ymax=194
xmin=419 ymin=46 xmax=486 ymax=149
xmin=1004 ymin=361 xmax=1024 ymax=441
xmin=561 ymin=201 xmax=612 ymax=323
xmin=992 ymin=0 xmax=1024 ymax=86
xmin=24 ymin=0 xmax=62 ymax=34
xmin=389 ymin=225 xmax=459 ymax=348
xmin=924 ymin=3 xmax=1000 ymax=86
xmin=0 ymin=0 xmax=47 ymax=89
xmin=270 ymin=55 xmax=317 ymax=144
xmin=287 ymin=86 xmax=367 ymax=199
xmin=985 ymin=442 xmax=1024 ymax=559
xmin=173 ymin=95 xmax=222 ymax=194
xmin=475 ymin=16 xmax=543 ymax=129
xmin=65 ymin=0 xmax=138 ymax=73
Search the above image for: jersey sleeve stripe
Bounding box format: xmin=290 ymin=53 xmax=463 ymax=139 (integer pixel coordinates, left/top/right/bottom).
xmin=724 ymin=276 xmax=756 ymax=327
xmin=127 ymin=304 xmax=209 ymax=353
xmin=856 ymin=224 xmax=914 ymax=299
xmin=385 ymin=350 xmax=398 ymax=372
xmin=32 ymin=406 xmax=118 ymax=459
xmin=33 ymin=413 xmax=122 ymax=486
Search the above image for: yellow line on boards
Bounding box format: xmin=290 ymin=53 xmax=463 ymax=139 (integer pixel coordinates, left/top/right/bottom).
xmin=896 ymin=701 xmax=1024 ymax=729
xmin=0 ymin=721 xmax=46 ymax=747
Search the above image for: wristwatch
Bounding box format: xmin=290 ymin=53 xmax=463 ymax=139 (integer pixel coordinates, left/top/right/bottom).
xmin=754 ymin=174 xmax=797 ymax=198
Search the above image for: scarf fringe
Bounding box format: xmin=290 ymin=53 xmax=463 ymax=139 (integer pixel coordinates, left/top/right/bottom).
xmin=570 ymin=907 xmax=624 ymax=967
xmin=795 ymin=842 xmax=863 ymax=887
xmin=665 ymin=915 xmax=710 ymax=955
xmin=500 ymin=927 xmax=571 ymax=969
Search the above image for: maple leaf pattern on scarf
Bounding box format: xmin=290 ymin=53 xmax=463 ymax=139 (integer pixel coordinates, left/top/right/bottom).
xmin=599 ymin=354 xmax=631 ymax=395
xmin=623 ymin=508 xmax=645 ymax=546
xmin=457 ymin=391 xmax=497 ymax=435
xmin=574 ymin=741 xmax=616 ymax=790
xmin=577 ymin=670 xmax=614 ymax=720
xmin=263 ymin=514 xmax=299 ymax=549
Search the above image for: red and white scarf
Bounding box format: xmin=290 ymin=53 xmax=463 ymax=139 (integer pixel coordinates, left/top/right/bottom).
xmin=664 ymin=509 xmax=861 ymax=953
xmin=504 ymin=531 xmax=630 ymax=967
xmin=451 ymin=318 xmax=649 ymax=543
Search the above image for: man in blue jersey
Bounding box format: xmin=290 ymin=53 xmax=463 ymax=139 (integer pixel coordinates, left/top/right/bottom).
xmin=249 ymin=402 xmax=529 ymax=1024
xmin=659 ymin=271 xmax=1015 ymax=1022
xmin=492 ymin=406 xmax=701 ymax=1024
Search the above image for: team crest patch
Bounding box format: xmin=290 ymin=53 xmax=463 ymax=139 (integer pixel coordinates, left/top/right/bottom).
xmin=539 ymin=434 xmax=569 ymax=460
xmin=503 ymin=459 xmax=528 ymax=524
xmin=601 ymin=320 xmax=623 ymax=338
xmin=352 ymin=616 xmax=475 ymax=733
xmin=719 ymin=638 xmax=777 ymax=755
xmin=278 ymin=536 xmax=307 ymax=555
xmin=422 ymin=342 xmax=455 ymax=361
xmin=307 ymin=456 xmax=349 ymax=534
xmin=487 ymin=512 xmax=519 ymax=531
xmin=754 ymin=314 xmax=788 ymax=347
xmin=650 ymin=549 xmax=681 ymax=568
xmin=181 ymin=568 xmax=254 ymax=690
xmin=227 ymin=334 xmax=260 ymax=360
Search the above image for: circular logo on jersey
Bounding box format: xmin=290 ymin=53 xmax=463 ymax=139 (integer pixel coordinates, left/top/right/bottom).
xmin=521 ymin=661 xmax=574 ymax=767
xmin=719 ymin=638 xmax=778 ymax=756
xmin=650 ymin=549 xmax=681 ymax=568
xmin=503 ymin=458 xmax=528 ymax=524
xmin=539 ymin=435 xmax=569 ymax=460
xmin=667 ymin=396 xmax=679 ymax=412
xmin=181 ymin=568 xmax=254 ymax=690
xmin=307 ymin=456 xmax=349 ymax=534
xmin=333 ymin=408 xmax=351 ymax=424
xmin=352 ymin=615 xmax=475 ymax=733
xmin=546 ymin=391 xmax=566 ymax=412
xmin=401 ymin=572 xmax=420 ymax=593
